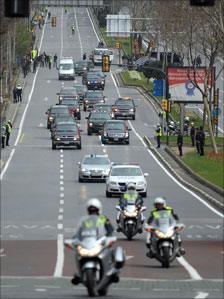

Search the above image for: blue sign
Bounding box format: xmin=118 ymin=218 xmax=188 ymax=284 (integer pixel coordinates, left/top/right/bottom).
xmin=153 ymin=80 xmax=164 ymax=96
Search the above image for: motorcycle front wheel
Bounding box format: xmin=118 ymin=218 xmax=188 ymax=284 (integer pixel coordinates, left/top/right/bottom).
xmin=162 ymin=247 xmax=170 ymax=268
xmin=98 ymin=288 xmax=108 ymax=296
xmin=126 ymin=223 xmax=134 ymax=241
xmin=85 ymin=268 xmax=97 ymax=297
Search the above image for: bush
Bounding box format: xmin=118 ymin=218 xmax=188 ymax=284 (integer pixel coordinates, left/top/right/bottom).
xmin=15 ymin=23 xmax=33 ymax=59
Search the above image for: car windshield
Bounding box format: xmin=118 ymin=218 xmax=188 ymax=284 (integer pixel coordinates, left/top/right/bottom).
xmin=87 ymin=75 xmax=100 ymax=80
xmin=111 ymin=167 xmax=142 ymax=176
xmin=74 ymin=85 xmax=85 ymax=92
xmin=106 ymin=122 xmax=124 ymax=130
xmin=59 ymin=63 xmax=73 ymax=70
xmin=60 ymin=88 xmax=77 ymax=95
xmin=116 ymin=100 xmax=133 ymax=107
xmin=90 ymin=112 xmax=110 ymax=120
xmin=94 ymin=50 xmax=107 ymax=55
xmin=95 ymin=105 xmax=111 ymax=111
xmin=86 ymin=92 xmax=103 ymax=99
xmin=61 ymin=100 xmax=78 ymax=106
xmin=83 ymin=157 xmax=110 ymax=165
xmin=75 ymin=61 xmax=87 ymax=66
xmin=56 ymin=125 xmax=77 ymax=132
xmin=51 ymin=107 xmax=69 ymax=114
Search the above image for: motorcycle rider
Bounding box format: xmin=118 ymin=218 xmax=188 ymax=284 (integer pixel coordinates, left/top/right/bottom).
xmin=116 ymin=183 xmax=144 ymax=232
xmin=71 ymin=198 xmax=114 ymax=285
xmin=146 ymin=197 xmax=185 ymax=257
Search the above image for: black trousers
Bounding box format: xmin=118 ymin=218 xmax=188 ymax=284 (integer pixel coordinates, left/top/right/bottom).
xmin=191 ymin=135 xmax=195 ymax=146
xmin=196 ymin=141 xmax=200 ymax=154
xmin=178 ymin=144 xmax=183 ymax=156
xmin=6 ymin=133 xmax=10 ymax=146
xmin=199 ymin=143 xmax=204 ymax=156
xmin=156 ymin=136 xmax=161 ymax=148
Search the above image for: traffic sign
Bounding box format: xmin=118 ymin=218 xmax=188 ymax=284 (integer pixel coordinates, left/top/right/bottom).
xmin=153 ymin=79 xmax=164 ymax=96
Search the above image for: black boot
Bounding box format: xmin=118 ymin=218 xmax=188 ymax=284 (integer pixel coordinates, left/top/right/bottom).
xmin=71 ymin=275 xmax=81 ymax=285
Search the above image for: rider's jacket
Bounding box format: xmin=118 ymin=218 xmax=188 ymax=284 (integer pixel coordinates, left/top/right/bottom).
xmin=147 ymin=206 xmax=179 ymax=224
xmin=119 ymin=191 xmax=143 ymax=209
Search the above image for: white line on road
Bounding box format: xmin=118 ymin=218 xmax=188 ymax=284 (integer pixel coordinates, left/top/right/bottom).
xmin=195 ymin=292 xmax=209 ymax=299
xmin=60 ymin=193 xmax=64 ymax=198
xmin=60 ymin=199 xmax=64 ymax=205
xmin=53 ymin=234 xmax=64 ymax=277
xmin=177 ymin=257 xmax=202 ymax=280
xmin=60 ymin=169 xmax=64 ymax=173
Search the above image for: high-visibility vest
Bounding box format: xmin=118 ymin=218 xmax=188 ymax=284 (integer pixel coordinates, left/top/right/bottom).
xmin=152 ymin=206 xmax=173 ymax=219
xmin=6 ymin=123 xmax=12 ymax=134
xmin=123 ymin=192 xmax=138 ymax=202
xmin=156 ymin=127 xmax=162 ymax=137
xmin=31 ymin=49 xmax=37 ymax=60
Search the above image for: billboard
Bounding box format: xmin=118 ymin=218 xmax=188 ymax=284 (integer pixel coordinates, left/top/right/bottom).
xmin=167 ymin=67 xmax=215 ymax=103
xmin=106 ymin=15 xmax=131 ymax=37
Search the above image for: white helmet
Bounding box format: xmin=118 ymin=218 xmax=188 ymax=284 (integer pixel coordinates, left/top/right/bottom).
xmin=127 ymin=182 xmax=136 ymax=191
xmin=154 ymin=197 xmax=166 ymax=206
xmin=86 ymin=198 xmax=102 ymax=214
xmin=157 ymin=123 xmax=160 ymax=127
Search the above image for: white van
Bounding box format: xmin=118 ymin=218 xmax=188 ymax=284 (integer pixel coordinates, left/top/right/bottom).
xmin=92 ymin=48 xmax=114 ymax=65
xmin=58 ymin=57 xmax=75 ymax=80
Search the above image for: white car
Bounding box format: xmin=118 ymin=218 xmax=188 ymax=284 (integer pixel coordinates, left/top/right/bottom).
xmin=106 ymin=164 xmax=148 ymax=197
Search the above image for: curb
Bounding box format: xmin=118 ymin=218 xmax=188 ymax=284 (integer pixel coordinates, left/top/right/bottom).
xmin=165 ymin=146 xmax=224 ymax=196
xmin=143 ymin=136 xmax=224 ymax=211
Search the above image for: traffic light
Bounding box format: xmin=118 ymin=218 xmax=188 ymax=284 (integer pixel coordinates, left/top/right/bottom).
xmin=162 ymin=99 xmax=171 ymax=112
xmin=51 ymin=16 xmax=57 ymax=27
xmin=102 ymin=55 xmax=110 ymax=72
xmin=116 ymin=42 xmax=121 ymax=49
xmin=190 ymin=0 xmax=215 ymax=6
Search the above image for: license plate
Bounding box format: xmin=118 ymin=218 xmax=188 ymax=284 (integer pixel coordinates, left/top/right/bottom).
xmin=63 ymin=141 xmax=70 ymax=144
xmin=114 ymin=138 xmax=119 ymax=141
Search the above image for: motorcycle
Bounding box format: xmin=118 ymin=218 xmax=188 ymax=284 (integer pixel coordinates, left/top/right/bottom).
xmin=64 ymin=233 xmax=125 ymax=297
xmin=116 ymin=204 xmax=146 ymax=240
xmin=145 ymin=210 xmax=185 ymax=268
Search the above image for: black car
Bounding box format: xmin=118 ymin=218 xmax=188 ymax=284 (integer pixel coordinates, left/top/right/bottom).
xmin=73 ymin=84 xmax=87 ymax=103
xmin=83 ymin=72 xmax=106 ymax=90
xmin=52 ymin=123 xmax=81 ymax=150
xmin=46 ymin=105 xmax=70 ymax=129
xmin=93 ymin=103 xmax=115 ymax=118
xmin=51 ymin=114 xmax=76 ymax=131
xmin=59 ymin=98 xmax=81 ymax=120
xmin=101 ymin=120 xmax=131 ymax=145
xmin=74 ymin=60 xmax=89 ymax=75
xmin=83 ymin=90 xmax=105 ymax=112
xmin=86 ymin=111 xmax=111 ymax=135
xmin=113 ymin=97 xmax=136 ymax=120
xmin=57 ymin=87 xmax=79 ymax=103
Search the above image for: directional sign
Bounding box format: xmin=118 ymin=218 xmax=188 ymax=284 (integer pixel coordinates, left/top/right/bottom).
xmin=153 ymin=79 xmax=164 ymax=96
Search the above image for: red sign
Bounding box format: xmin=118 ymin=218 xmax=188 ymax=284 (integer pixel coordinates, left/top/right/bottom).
xmin=167 ymin=67 xmax=214 ymax=87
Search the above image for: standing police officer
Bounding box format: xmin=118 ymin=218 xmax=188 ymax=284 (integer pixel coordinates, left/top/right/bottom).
xmin=155 ymin=124 xmax=162 ymax=148
xmin=5 ymin=120 xmax=12 ymax=146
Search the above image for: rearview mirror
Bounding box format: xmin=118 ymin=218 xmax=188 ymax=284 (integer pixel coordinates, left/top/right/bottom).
xmin=144 ymin=173 xmax=149 ymax=177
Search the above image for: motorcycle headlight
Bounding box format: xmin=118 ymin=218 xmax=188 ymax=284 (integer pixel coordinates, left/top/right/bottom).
xmin=77 ymin=244 xmax=103 ymax=257
xmin=49 ymin=116 xmax=53 ymax=121
xmin=155 ymin=228 xmax=174 ymax=239
xmin=59 ymin=96 xmax=63 ymax=100
xmin=123 ymin=209 xmax=138 ymax=217
xmin=85 ymin=100 xmax=88 ymax=103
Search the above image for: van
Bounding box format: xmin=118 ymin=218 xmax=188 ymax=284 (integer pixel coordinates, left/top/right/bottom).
xmin=58 ymin=57 xmax=75 ymax=80
xmin=92 ymin=48 xmax=114 ymax=65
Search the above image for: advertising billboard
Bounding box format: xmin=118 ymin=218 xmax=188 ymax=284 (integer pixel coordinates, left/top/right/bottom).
xmin=167 ymin=67 xmax=215 ymax=103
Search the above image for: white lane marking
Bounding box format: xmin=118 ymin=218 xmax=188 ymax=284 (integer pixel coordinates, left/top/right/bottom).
xmin=177 ymin=257 xmax=202 ymax=280
xmin=60 ymin=159 xmax=63 ymax=163
xmin=126 ymin=255 xmax=134 ymax=260
xmin=154 ymin=288 xmax=179 ymax=291
xmin=0 ymin=16 xmax=46 ymax=180
xmin=58 ymin=214 xmax=63 ymax=221
xmin=58 ymin=223 xmax=63 ymax=230
xmin=43 ymin=97 xmax=48 ymax=101
xmin=53 ymin=234 xmax=64 ymax=277
xmin=1 ymin=285 xmax=19 ymax=288
xmin=60 ymin=175 xmax=64 ymax=180
xmin=87 ymin=7 xmax=223 ymax=280
xmin=35 ymin=288 xmax=46 ymax=292
xmin=60 ymin=149 xmax=63 ymax=153
xmin=60 ymin=169 xmax=64 ymax=173
xmin=74 ymin=7 xmax=83 ymax=56
xmin=38 ymin=123 xmax=44 ymax=127
xmin=60 ymin=199 xmax=64 ymax=205
xmin=195 ymin=292 xmax=209 ymax=299
xmin=60 ymin=181 xmax=64 ymax=185
xmin=60 ymin=186 xmax=64 ymax=191
xmin=60 ymin=193 xmax=64 ymax=198
xmin=34 ymin=285 xmax=60 ymax=289
xmin=60 ymin=164 xmax=63 ymax=168
xmin=0 ymin=248 xmax=6 ymax=257
xmin=46 ymin=80 xmax=51 ymax=83
xmin=59 ymin=207 xmax=64 ymax=213
xmin=60 ymin=154 xmax=63 ymax=158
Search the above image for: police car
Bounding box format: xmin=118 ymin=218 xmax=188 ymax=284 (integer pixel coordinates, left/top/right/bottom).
xmin=106 ymin=164 xmax=148 ymax=197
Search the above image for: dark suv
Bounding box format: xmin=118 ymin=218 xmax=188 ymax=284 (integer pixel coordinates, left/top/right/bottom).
xmin=113 ymin=97 xmax=136 ymax=120
xmin=101 ymin=120 xmax=131 ymax=145
xmin=46 ymin=105 xmax=70 ymax=129
xmin=59 ymin=98 xmax=81 ymax=120
xmin=57 ymin=87 xmax=79 ymax=103
xmin=83 ymin=91 xmax=105 ymax=112
xmin=86 ymin=111 xmax=111 ymax=135
xmin=83 ymin=71 xmax=106 ymax=90
xmin=52 ymin=123 xmax=81 ymax=149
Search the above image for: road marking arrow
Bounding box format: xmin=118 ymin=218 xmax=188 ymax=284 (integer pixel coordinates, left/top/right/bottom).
xmin=126 ymin=255 xmax=134 ymax=261
xmin=0 ymin=248 xmax=6 ymax=257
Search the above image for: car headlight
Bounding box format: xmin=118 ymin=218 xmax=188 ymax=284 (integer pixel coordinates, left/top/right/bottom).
xmin=100 ymin=99 xmax=104 ymax=103
xmin=155 ymin=228 xmax=174 ymax=239
xmin=81 ymin=168 xmax=88 ymax=172
xmin=109 ymin=181 xmax=117 ymax=185
xmin=87 ymin=81 xmax=90 ymax=84
xmin=56 ymin=137 xmax=60 ymax=140
xmin=101 ymin=81 xmax=104 ymax=84
xmin=76 ymin=108 xmax=80 ymax=112
xmin=129 ymin=108 xmax=134 ymax=112
xmin=102 ymin=169 xmax=110 ymax=175
xmin=77 ymin=244 xmax=102 ymax=257
xmin=89 ymin=122 xmax=93 ymax=127
xmin=123 ymin=209 xmax=138 ymax=217
xmin=59 ymin=96 xmax=63 ymax=100
xmin=49 ymin=116 xmax=53 ymax=121
xmin=137 ymin=181 xmax=145 ymax=185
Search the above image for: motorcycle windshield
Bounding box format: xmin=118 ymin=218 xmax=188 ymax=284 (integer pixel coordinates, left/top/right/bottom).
xmin=125 ymin=205 xmax=137 ymax=213
xmin=79 ymin=236 xmax=102 ymax=250
xmin=152 ymin=210 xmax=176 ymax=234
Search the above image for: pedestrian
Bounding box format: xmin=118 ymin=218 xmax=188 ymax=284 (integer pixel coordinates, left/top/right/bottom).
xmin=5 ymin=120 xmax=12 ymax=146
xmin=190 ymin=122 xmax=196 ymax=146
xmin=155 ymin=124 xmax=162 ymax=148
xmin=199 ymin=126 xmax=205 ymax=156
xmin=83 ymin=52 xmax=87 ymax=60
xmin=177 ymin=130 xmax=183 ymax=156
xmin=33 ymin=58 xmax=38 ymax=73
xmin=53 ymin=53 xmax=57 ymax=67
xmin=48 ymin=55 xmax=52 ymax=69
xmin=13 ymin=86 xmax=17 ymax=103
xmin=195 ymin=128 xmax=201 ymax=155
xmin=196 ymin=55 xmax=202 ymax=67
xmin=1 ymin=124 xmax=6 ymax=148
xmin=44 ymin=52 xmax=48 ymax=66
xmin=16 ymin=84 xmax=22 ymax=102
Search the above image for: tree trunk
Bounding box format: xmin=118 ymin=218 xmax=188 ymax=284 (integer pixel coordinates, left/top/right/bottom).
xmin=203 ymin=95 xmax=218 ymax=154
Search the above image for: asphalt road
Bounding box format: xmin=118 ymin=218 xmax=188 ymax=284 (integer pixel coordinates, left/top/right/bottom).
xmin=1 ymin=7 xmax=223 ymax=299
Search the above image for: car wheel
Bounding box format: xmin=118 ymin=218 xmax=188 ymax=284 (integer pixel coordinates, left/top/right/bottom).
xmin=52 ymin=143 xmax=56 ymax=149
xmin=83 ymin=106 xmax=86 ymax=112
xmin=79 ymin=177 xmax=83 ymax=182
xmin=87 ymin=130 xmax=91 ymax=136
xmin=77 ymin=143 xmax=82 ymax=150
xmin=101 ymin=138 xmax=106 ymax=144
xmin=126 ymin=140 xmax=130 ymax=145
xmin=47 ymin=124 xmax=50 ymax=129
xmin=106 ymin=190 xmax=112 ymax=198
xmin=132 ymin=115 xmax=135 ymax=120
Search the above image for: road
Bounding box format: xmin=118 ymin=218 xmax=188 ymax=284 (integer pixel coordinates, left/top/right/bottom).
xmin=1 ymin=7 xmax=223 ymax=299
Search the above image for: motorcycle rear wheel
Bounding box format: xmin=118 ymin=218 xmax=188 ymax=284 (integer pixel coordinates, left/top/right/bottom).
xmin=162 ymin=247 xmax=170 ymax=268
xmin=85 ymin=268 xmax=97 ymax=297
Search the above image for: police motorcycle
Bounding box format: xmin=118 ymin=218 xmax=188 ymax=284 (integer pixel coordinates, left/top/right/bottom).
xmin=64 ymin=228 xmax=125 ymax=297
xmin=145 ymin=210 xmax=185 ymax=268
